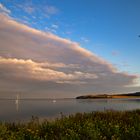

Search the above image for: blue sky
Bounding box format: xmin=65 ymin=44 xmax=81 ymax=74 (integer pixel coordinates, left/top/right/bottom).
xmin=0 ymin=0 xmax=140 ymax=97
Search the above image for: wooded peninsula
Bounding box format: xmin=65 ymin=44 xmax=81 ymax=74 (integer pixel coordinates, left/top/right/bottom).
xmin=76 ymin=92 xmax=140 ymax=99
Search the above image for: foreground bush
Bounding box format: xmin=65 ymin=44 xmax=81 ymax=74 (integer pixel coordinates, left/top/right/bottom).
xmin=0 ymin=110 xmax=140 ymax=140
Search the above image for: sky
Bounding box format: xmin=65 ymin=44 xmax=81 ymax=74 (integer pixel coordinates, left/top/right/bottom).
xmin=0 ymin=0 xmax=140 ymax=98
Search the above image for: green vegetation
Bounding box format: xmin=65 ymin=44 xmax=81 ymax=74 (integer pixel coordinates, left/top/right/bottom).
xmin=76 ymin=94 xmax=111 ymax=99
xmin=0 ymin=110 xmax=140 ymax=140
xmin=76 ymin=92 xmax=140 ymax=99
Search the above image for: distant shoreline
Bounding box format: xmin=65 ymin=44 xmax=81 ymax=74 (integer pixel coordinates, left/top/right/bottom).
xmin=76 ymin=92 xmax=140 ymax=99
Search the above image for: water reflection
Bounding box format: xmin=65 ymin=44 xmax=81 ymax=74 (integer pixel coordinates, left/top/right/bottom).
xmin=77 ymin=99 xmax=109 ymax=104
xmin=0 ymin=98 xmax=140 ymax=122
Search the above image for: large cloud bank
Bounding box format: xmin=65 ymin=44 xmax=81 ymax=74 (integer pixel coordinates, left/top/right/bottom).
xmin=0 ymin=14 xmax=139 ymax=98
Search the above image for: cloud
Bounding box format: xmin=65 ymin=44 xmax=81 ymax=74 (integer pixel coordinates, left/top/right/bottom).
xmin=0 ymin=57 xmax=98 ymax=82
xmin=44 ymin=5 xmax=59 ymax=15
xmin=45 ymin=24 xmax=59 ymax=34
xmin=80 ymin=37 xmax=90 ymax=43
xmin=23 ymin=6 xmax=35 ymax=14
xmin=14 ymin=2 xmax=35 ymax=14
xmin=0 ymin=3 xmax=11 ymax=15
xmin=15 ymin=2 xmax=59 ymax=18
xmin=0 ymin=58 xmax=66 ymax=81
xmin=0 ymin=13 xmax=139 ymax=98
xmin=51 ymin=24 xmax=59 ymax=29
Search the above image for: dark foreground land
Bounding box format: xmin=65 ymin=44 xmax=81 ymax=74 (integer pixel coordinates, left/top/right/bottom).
xmin=0 ymin=110 xmax=140 ymax=140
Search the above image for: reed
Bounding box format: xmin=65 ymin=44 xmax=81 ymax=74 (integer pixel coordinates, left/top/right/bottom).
xmin=0 ymin=110 xmax=140 ymax=140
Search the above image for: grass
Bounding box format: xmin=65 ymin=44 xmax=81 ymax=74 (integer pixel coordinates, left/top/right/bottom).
xmin=0 ymin=110 xmax=140 ymax=140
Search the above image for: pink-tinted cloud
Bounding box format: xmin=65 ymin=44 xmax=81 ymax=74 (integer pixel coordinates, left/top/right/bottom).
xmin=0 ymin=13 xmax=139 ymax=98
xmin=0 ymin=57 xmax=98 ymax=82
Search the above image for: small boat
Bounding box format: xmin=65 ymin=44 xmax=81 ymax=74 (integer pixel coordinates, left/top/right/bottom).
xmin=52 ymin=99 xmax=56 ymax=103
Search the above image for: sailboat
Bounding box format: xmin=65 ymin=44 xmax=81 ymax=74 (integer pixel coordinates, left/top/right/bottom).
xmin=15 ymin=94 xmax=19 ymax=111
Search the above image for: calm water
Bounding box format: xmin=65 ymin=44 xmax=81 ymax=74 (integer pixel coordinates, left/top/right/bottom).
xmin=0 ymin=98 xmax=140 ymax=122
